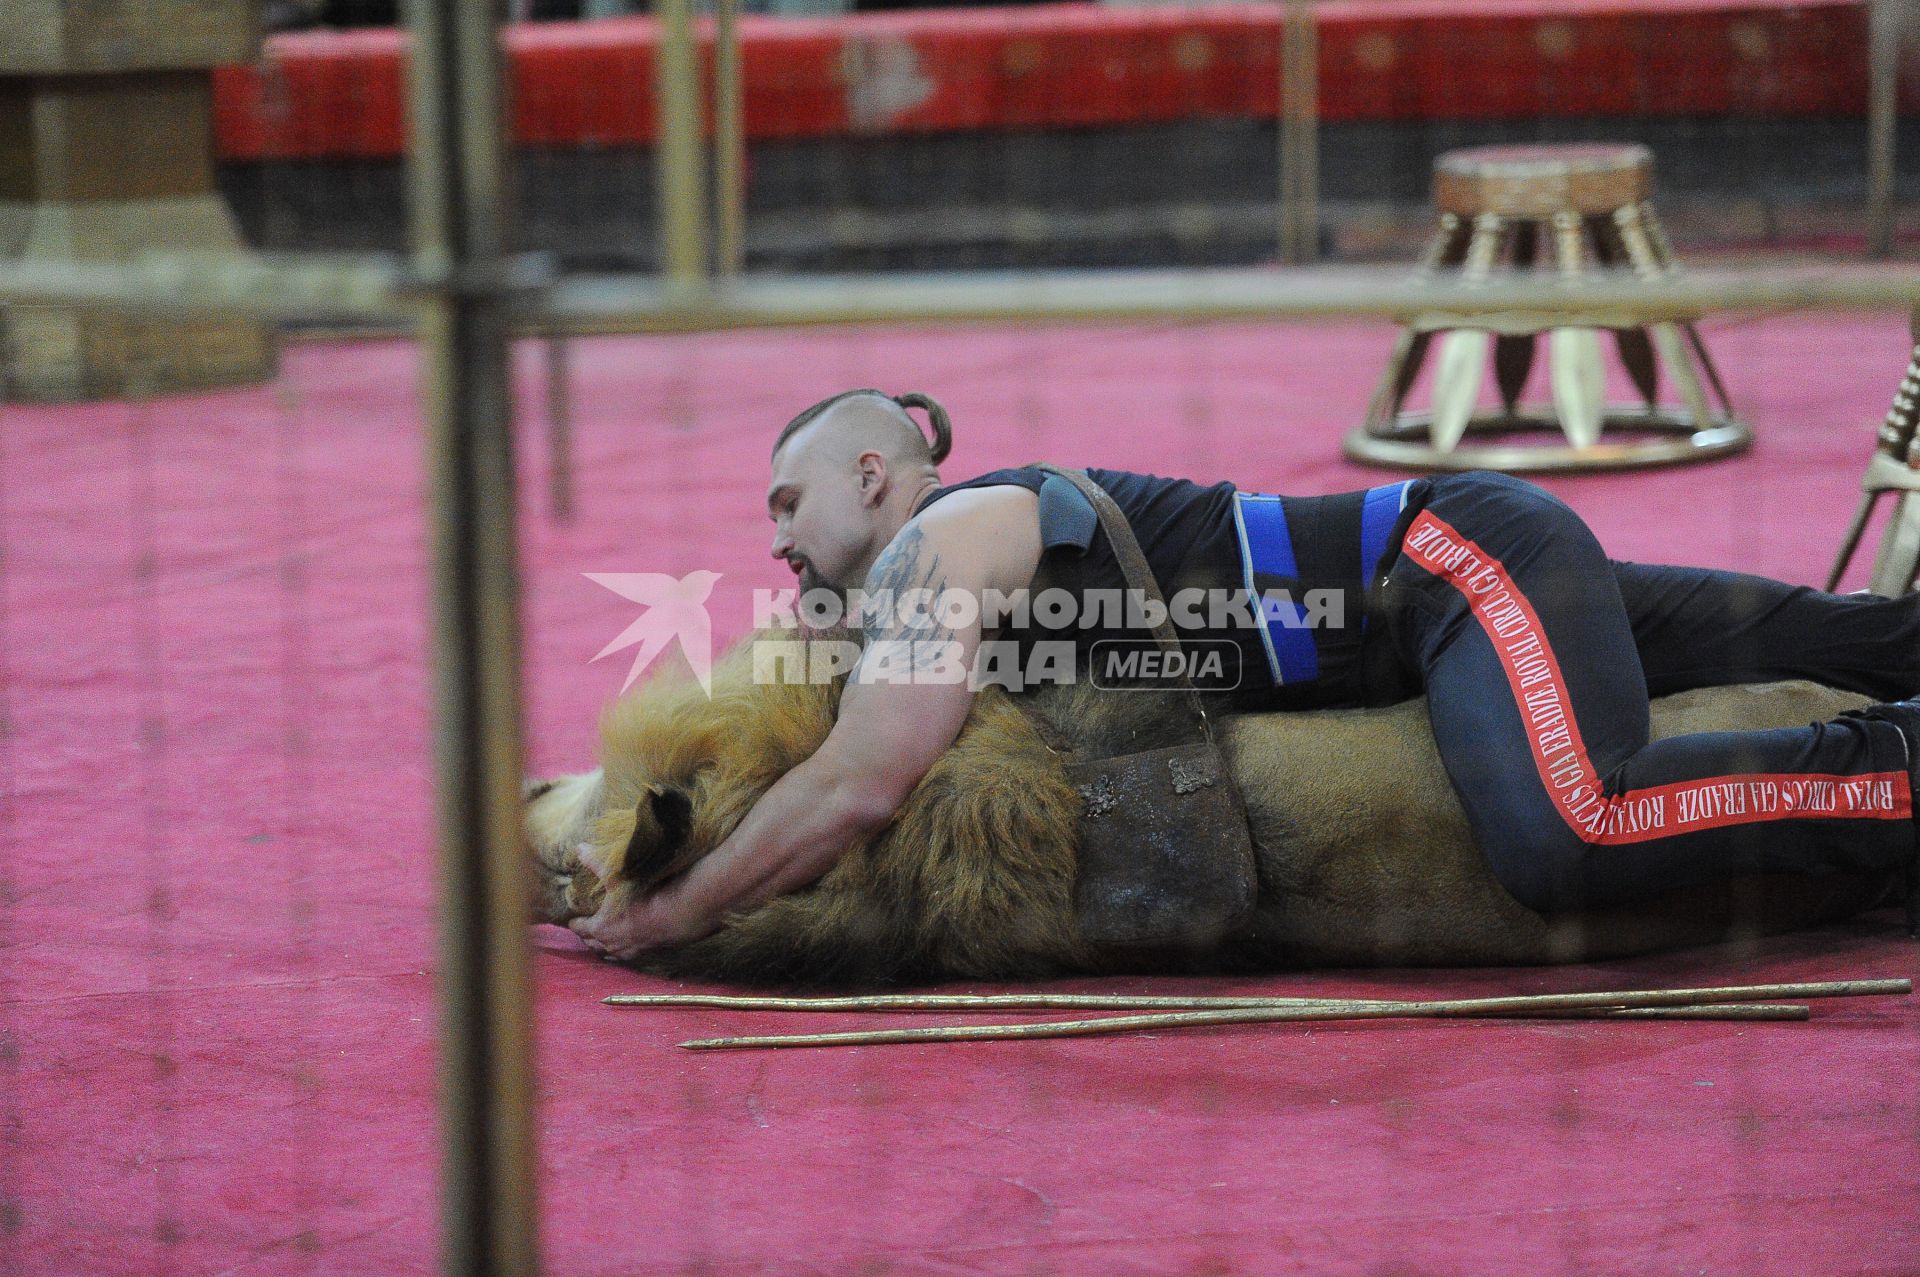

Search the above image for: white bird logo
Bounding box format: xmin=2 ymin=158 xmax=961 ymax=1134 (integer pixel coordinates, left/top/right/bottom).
xmin=585 ymin=570 xmax=723 ymax=696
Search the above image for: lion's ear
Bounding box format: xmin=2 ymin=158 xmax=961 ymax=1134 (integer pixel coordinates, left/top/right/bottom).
xmin=615 ymin=786 xmax=695 ymax=892
xmin=646 ymin=786 xmax=693 ymax=854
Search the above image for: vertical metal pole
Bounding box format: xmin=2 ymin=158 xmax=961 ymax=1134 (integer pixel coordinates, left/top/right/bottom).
xmin=405 ymin=0 xmax=536 ymax=1274
xmin=1867 ymin=0 xmax=1901 ymax=257
xmin=1278 ymin=0 xmax=1319 ymax=264
xmin=657 ymin=0 xmax=709 ymax=284
xmin=714 ymin=0 xmax=747 ymax=276
xmin=546 ymin=332 xmax=574 ymax=522
xmin=1277 ymin=1 xmax=1296 ymax=262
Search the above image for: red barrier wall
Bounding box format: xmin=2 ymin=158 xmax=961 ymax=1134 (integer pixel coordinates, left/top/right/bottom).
xmin=213 ymin=0 xmax=1880 ymax=162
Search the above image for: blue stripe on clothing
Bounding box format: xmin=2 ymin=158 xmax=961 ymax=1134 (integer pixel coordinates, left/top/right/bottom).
xmin=1360 ymin=481 xmax=1413 ymax=587
xmin=1232 ymin=492 xmax=1320 ymax=685
xmin=1358 ymin=480 xmax=1413 ymax=634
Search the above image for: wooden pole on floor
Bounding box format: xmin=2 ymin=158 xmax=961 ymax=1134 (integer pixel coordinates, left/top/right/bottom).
xmin=666 ymin=979 xmax=1911 ymax=1050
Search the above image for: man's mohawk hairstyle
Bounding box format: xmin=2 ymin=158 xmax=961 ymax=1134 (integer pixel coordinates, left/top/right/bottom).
xmin=772 ymin=389 xmax=954 ymax=463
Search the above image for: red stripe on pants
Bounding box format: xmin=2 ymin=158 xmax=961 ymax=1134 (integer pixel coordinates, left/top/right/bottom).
xmin=1400 ymin=510 xmax=1913 ymax=844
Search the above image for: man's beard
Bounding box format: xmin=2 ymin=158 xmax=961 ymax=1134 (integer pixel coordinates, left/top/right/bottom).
xmin=799 ymin=566 xmax=855 ymax=622
xmin=798 ymin=564 xmax=834 ymax=597
xmin=795 ymin=567 xmax=858 ymax=638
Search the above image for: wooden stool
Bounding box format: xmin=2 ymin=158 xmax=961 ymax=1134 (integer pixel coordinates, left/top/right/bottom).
xmin=1828 ymin=306 xmax=1920 ymax=597
xmin=1345 ymin=143 xmax=1750 ymax=473
xmin=0 ymin=1 xmax=277 ymax=402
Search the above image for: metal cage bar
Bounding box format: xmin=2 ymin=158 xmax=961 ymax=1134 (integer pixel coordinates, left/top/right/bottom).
xmin=656 ymin=0 xmax=709 ymax=285
xmin=1279 ymin=0 xmax=1320 ymax=265
xmin=715 ymin=0 xmax=747 ymax=276
xmin=1866 ymin=0 xmax=1907 ymax=257
xmin=405 ymin=0 xmax=537 ymax=1274
xmin=4 ymin=257 xmax=1920 ymax=330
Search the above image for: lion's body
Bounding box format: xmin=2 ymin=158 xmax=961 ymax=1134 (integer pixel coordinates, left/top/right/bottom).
xmin=529 ymin=633 xmax=1893 ymax=987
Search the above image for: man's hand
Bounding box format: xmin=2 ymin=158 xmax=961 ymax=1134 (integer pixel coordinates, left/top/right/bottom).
xmin=560 ymin=736 xmax=902 ymax=959
xmin=567 ymin=885 xmax=700 ymax=962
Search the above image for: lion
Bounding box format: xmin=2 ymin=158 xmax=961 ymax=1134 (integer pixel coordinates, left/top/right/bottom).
xmin=527 ymin=630 xmax=1897 ymax=987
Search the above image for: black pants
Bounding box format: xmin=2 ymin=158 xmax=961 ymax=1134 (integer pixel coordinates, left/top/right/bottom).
xmin=1380 ymin=472 xmax=1920 ymax=913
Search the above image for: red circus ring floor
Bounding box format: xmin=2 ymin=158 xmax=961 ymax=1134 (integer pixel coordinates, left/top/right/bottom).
xmin=3 ymin=309 xmax=1918 ymax=1274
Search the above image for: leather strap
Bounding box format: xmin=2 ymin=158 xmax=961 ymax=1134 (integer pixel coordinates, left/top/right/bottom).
xmin=1031 ymin=464 xmax=1181 ymax=653
xmin=1030 ymin=464 xmax=1217 ymax=728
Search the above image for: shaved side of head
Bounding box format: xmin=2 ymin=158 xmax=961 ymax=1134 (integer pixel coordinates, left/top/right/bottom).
xmin=773 ymin=389 xmax=954 ymax=469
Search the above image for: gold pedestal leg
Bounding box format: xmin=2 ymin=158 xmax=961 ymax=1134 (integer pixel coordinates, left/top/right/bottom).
xmin=1638 ymin=202 xmax=1736 ymax=414
xmin=1872 ymin=493 xmax=1920 ymax=596
xmin=1831 ymin=492 xmax=1885 ymax=591
xmin=1364 ymin=213 xmax=1467 ymax=431
xmin=1613 ymin=202 xmax=1713 ymax=427
xmin=1589 ymin=214 xmax=1660 ymax=407
xmin=1831 ymin=309 xmax=1920 ymax=592
xmin=1430 ymin=212 xmax=1505 ymax=452
xmin=1547 ymin=210 xmax=1605 ymax=449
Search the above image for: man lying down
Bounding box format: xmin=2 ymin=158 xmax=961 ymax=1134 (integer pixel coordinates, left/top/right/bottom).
xmin=563 ymin=389 xmax=1920 ymax=966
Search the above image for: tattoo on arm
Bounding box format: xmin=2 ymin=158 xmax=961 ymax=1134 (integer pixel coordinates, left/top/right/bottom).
xmin=857 ymin=522 xmax=957 ymax=674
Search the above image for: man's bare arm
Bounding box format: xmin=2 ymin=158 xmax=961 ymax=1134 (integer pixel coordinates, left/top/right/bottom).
xmin=572 ymin=488 xmax=1039 ymax=958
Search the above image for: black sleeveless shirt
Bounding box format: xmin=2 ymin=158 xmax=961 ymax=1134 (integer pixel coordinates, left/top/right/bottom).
xmin=917 ymin=466 xmax=1429 ymax=710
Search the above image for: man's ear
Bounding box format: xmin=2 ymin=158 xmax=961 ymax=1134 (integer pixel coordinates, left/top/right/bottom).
xmin=856 ymin=450 xmax=888 ymax=507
